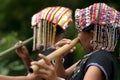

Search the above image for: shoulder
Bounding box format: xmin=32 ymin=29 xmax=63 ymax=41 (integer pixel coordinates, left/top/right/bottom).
xmin=86 ymin=50 xmax=117 ymax=70
xmin=88 ymin=50 xmax=116 ymax=62
xmin=83 ymin=66 xmax=105 ymax=80
xmin=85 ymin=50 xmax=118 ymax=80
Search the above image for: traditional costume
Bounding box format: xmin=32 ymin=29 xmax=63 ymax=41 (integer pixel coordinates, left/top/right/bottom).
xmin=70 ymin=3 xmax=120 ymax=80
xmin=31 ymin=6 xmax=74 ymax=69
xmin=31 ymin=6 xmax=73 ymax=51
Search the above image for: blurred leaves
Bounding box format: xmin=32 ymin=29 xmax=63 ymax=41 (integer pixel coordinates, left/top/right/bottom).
xmin=0 ymin=32 xmax=18 ymax=51
xmin=0 ymin=59 xmax=25 ymax=75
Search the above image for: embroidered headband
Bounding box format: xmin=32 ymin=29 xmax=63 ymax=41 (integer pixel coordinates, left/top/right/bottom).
xmin=75 ymin=3 xmax=120 ymax=51
xmin=31 ymin=6 xmax=72 ymax=51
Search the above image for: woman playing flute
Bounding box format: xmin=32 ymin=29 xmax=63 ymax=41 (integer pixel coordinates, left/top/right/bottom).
xmin=0 ymin=6 xmax=73 ymax=80
xmin=31 ymin=3 xmax=120 ymax=80
xmin=15 ymin=6 xmax=73 ymax=70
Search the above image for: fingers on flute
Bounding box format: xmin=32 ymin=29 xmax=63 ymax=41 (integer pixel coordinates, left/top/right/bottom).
xmin=31 ymin=54 xmax=51 ymax=69
xmin=15 ymin=41 xmax=23 ymax=51
xmin=38 ymin=54 xmax=51 ymax=65
xmin=70 ymin=46 xmax=76 ymax=53
xmin=34 ymin=68 xmax=48 ymax=75
xmin=55 ymin=38 xmax=72 ymax=49
xmin=31 ymin=61 xmax=46 ymax=70
xmin=15 ymin=41 xmax=23 ymax=46
xmin=15 ymin=41 xmax=29 ymax=54
xmin=15 ymin=40 xmax=26 ymax=49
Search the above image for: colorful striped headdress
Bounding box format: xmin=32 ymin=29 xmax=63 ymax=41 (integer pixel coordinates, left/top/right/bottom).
xmin=31 ymin=6 xmax=72 ymax=51
xmin=75 ymin=3 xmax=120 ymax=51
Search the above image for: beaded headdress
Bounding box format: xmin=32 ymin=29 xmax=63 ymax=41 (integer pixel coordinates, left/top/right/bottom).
xmin=31 ymin=6 xmax=72 ymax=51
xmin=75 ymin=3 xmax=120 ymax=51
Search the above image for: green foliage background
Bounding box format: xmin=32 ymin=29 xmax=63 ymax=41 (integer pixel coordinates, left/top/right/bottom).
xmin=0 ymin=0 xmax=120 ymax=78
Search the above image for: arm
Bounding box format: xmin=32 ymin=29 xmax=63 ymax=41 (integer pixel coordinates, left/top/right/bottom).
xmin=83 ymin=50 xmax=116 ymax=80
xmin=83 ymin=66 xmax=105 ymax=80
xmin=54 ymin=56 xmax=66 ymax=78
xmin=0 ymin=72 xmax=44 ymax=80
xmin=31 ymin=54 xmax=65 ymax=80
xmin=54 ymin=38 xmax=76 ymax=79
xmin=65 ymin=61 xmax=78 ymax=77
xmin=15 ymin=41 xmax=32 ymax=69
xmin=55 ymin=57 xmax=79 ymax=79
xmin=0 ymin=75 xmax=30 ymax=80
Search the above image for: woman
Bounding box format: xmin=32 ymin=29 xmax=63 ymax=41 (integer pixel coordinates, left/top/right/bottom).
xmin=31 ymin=3 xmax=120 ymax=80
xmin=15 ymin=6 xmax=73 ymax=70
xmin=0 ymin=6 xmax=73 ymax=80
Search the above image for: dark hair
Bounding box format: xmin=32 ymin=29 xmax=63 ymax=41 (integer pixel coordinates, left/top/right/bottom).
xmin=82 ymin=24 xmax=94 ymax=32
xmin=56 ymin=25 xmax=64 ymax=35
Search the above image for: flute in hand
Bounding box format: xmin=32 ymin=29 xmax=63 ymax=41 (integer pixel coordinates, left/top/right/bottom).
xmin=29 ymin=37 xmax=79 ymax=73
xmin=0 ymin=37 xmax=33 ymax=57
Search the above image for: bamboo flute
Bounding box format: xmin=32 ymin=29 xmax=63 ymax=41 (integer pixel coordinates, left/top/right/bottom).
xmin=0 ymin=37 xmax=33 ymax=57
xmin=29 ymin=37 xmax=79 ymax=73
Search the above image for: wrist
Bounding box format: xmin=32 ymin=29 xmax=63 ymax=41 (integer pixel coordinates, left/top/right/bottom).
xmin=22 ymin=56 xmax=32 ymax=61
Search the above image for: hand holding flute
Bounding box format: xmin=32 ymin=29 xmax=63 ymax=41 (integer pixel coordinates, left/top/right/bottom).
xmin=29 ymin=37 xmax=79 ymax=80
xmin=29 ymin=37 xmax=79 ymax=73
xmin=15 ymin=41 xmax=32 ymax=69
